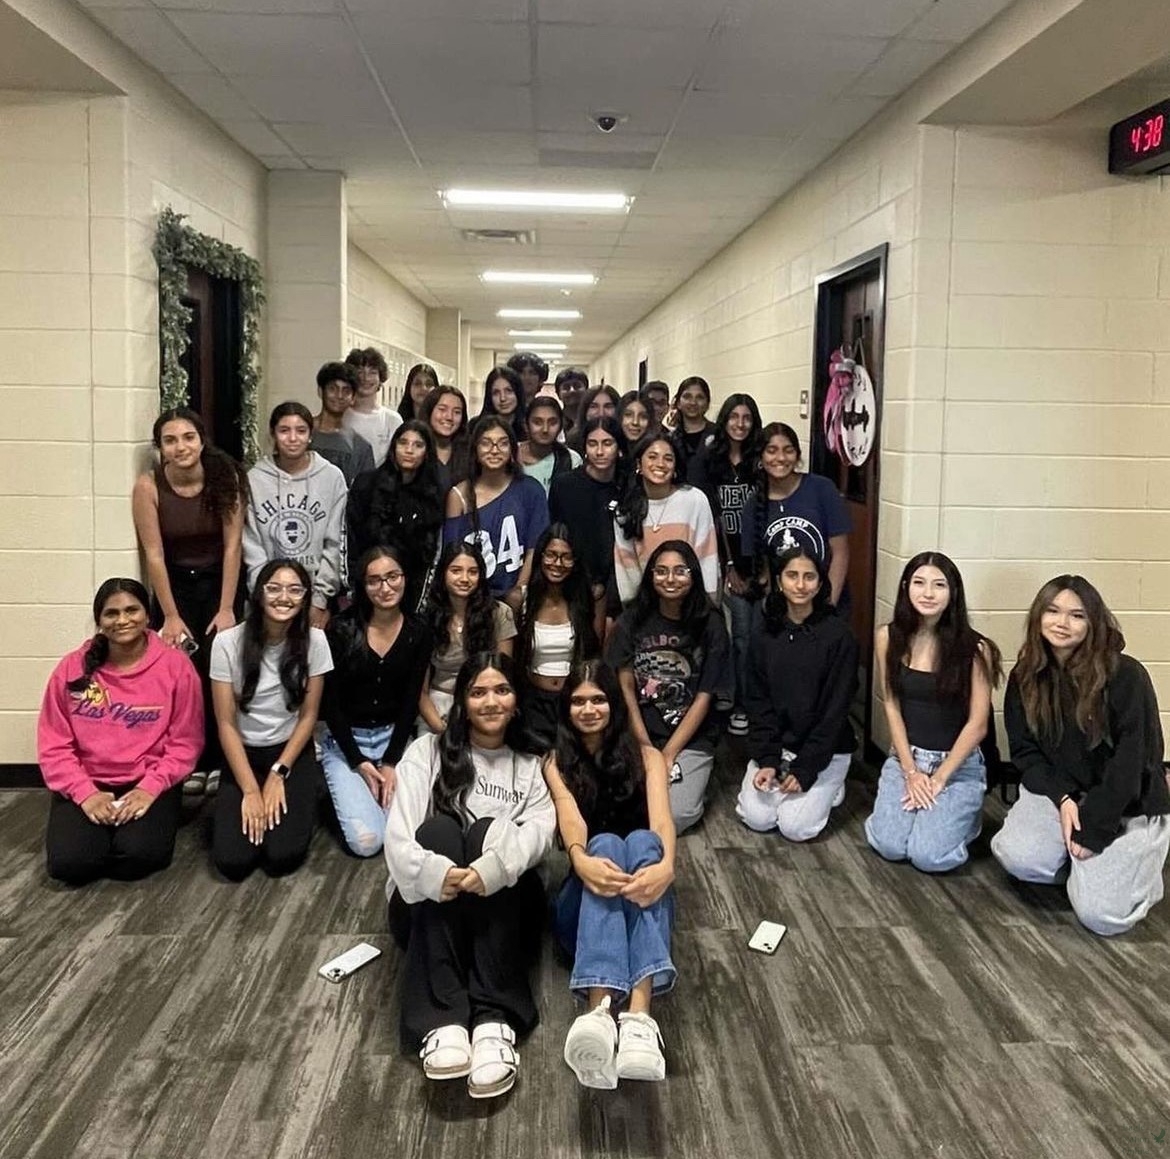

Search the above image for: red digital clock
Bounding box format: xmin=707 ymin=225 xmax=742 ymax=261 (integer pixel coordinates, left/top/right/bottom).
xmin=1109 ymin=97 xmax=1170 ymax=175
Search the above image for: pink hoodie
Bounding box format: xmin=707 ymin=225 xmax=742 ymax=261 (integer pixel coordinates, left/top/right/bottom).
xmin=38 ymin=631 xmax=204 ymax=805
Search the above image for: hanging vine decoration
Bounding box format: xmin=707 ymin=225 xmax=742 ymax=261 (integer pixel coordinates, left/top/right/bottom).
xmin=153 ymin=206 xmax=265 ymax=464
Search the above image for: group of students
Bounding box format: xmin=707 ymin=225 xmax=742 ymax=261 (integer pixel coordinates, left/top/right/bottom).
xmin=36 ymin=355 xmax=1170 ymax=1101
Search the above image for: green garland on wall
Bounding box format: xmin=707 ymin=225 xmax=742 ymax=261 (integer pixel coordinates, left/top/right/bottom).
xmin=153 ymin=206 xmax=265 ymax=464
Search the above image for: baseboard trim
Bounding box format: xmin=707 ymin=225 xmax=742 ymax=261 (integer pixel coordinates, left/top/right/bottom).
xmin=0 ymin=765 xmax=41 ymax=789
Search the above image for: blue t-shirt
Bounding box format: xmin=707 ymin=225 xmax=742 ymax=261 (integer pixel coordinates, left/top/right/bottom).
xmin=740 ymin=473 xmax=850 ymax=565
xmin=443 ymin=475 xmax=550 ymax=595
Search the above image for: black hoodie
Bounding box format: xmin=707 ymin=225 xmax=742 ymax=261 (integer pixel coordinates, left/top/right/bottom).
xmin=744 ymin=607 xmax=857 ymax=789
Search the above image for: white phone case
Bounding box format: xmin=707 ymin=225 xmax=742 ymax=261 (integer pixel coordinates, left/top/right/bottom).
xmin=748 ymin=920 xmax=787 ymax=954
xmin=319 ymin=942 xmax=382 ymax=983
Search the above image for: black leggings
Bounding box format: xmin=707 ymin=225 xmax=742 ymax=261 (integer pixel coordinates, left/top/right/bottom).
xmin=212 ymin=744 xmax=318 ymax=881
xmin=45 ymin=783 xmax=183 ymax=885
xmin=387 ymin=814 xmax=545 ymax=1050
xmin=151 ymin=563 xmax=242 ymax=772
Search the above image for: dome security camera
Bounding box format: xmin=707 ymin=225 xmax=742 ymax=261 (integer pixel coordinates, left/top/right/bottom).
xmin=593 ymin=113 xmax=620 ymax=133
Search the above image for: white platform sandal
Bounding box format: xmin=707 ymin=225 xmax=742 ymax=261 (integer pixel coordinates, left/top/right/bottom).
xmin=419 ymin=1024 xmax=472 ymax=1079
xmin=467 ymin=1021 xmax=518 ymax=1099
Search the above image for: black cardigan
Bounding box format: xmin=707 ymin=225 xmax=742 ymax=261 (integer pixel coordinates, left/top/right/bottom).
xmin=743 ymin=608 xmax=857 ymax=789
xmin=1004 ymin=655 xmax=1170 ymax=853
xmin=323 ymin=612 xmax=432 ymax=768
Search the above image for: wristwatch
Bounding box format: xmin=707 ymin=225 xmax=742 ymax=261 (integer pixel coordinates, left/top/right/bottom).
xmin=270 ymin=762 xmax=291 ymax=780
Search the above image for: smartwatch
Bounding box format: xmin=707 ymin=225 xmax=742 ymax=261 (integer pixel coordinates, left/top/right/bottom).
xmin=270 ymin=762 xmax=291 ymax=780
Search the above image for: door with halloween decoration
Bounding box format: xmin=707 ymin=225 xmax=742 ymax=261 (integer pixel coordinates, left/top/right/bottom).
xmin=810 ymin=245 xmax=886 ymax=749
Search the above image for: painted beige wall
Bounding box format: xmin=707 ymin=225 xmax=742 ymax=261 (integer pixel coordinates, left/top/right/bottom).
xmin=0 ymin=2 xmax=265 ymax=763
xmin=346 ymin=242 xmax=427 ymax=363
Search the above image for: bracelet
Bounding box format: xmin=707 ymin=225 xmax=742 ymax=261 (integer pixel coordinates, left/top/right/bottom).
xmin=567 ymin=842 xmax=585 ymax=859
xmin=1059 ymin=794 xmax=1072 ymax=806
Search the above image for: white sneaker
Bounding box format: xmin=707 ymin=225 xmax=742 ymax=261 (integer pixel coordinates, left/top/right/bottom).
xmin=616 ymin=1011 xmax=665 ymax=1081
xmin=468 ymin=1021 xmax=518 ymax=1099
xmin=728 ymin=712 xmax=750 ymax=736
xmin=563 ymin=996 xmax=618 ymax=1089
xmin=419 ymin=1024 xmax=471 ymax=1080
xmin=832 ymin=781 xmax=846 ymax=808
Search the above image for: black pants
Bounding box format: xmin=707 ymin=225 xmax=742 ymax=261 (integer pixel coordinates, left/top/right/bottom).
xmin=520 ymin=684 xmax=560 ymax=754
xmin=387 ymin=814 xmax=544 ymax=1050
xmin=151 ymin=564 xmax=240 ymax=772
xmin=212 ymin=744 xmax=317 ymax=881
xmin=45 ymin=783 xmax=183 ymax=885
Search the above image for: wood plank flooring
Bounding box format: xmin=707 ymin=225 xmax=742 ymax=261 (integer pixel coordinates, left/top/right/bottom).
xmin=2 ymin=745 xmax=1168 ymax=1159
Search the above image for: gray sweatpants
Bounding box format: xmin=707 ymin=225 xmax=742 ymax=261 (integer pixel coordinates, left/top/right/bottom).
xmin=668 ymin=748 xmax=714 ymax=835
xmin=991 ymin=787 xmax=1170 ymax=936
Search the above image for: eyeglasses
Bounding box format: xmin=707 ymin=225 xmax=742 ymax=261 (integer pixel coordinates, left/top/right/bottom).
xmin=263 ymin=583 xmax=307 ymax=598
xmin=478 ymin=438 xmax=512 ymax=452
xmin=365 ymin=572 xmax=405 ymax=588
xmin=652 ymin=566 xmax=692 ymax=580
xmin=541 ymin=551 xmax=575 ymax=566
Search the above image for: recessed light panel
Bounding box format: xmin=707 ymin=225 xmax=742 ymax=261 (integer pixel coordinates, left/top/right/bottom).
xmin=442 ymin=189 xmax=630 ymax=212
xmin=482 ymin=271 xmax=596 ymax=286
xmin=497 ymin=308 xmax=582 ymax=320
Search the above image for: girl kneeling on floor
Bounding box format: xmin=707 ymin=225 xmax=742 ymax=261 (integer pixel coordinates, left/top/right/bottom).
xmin=736 ymin=547 xmax=857 ymax=841
xmin=384 ymin=652 xmax=554 ymax=1099
xmin=545 ymin=660 xmax=676 ymax=1088
xmin=991 ymin=576 xmax=1170 ymax=935
xmin=864 ymin=552 xmax=1002 ymax=873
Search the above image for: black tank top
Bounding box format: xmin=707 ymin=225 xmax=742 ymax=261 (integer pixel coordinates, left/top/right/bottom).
xmin=899 ymin=665 xmax=968 ymax=751
xmin=580 ymin=767 xmax=650 ymax=839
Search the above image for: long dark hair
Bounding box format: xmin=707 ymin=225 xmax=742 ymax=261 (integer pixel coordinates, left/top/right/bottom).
xmin=67 ymin=578 xmax=152 ymax=694
xmin=706 ymin=393 xmax=764 ymax=479
xmin=762 ymin=545 xmax=832 ymax=632
xmin=152 ymin=407 xmax=249 ymax=521
xmin=1014 ymin=574 xmax=1123 ymax=748
xmin=614 ymin=432 xmax=685 ymax=542
xmin=238 ymin=559 xmax=313 ymax=712
xmin=885 ymin=552 xmax=1002 ymax=707
xmin=516 ymin=523 xmax=600 ymax=675
xmin=331 ymin=545 xmax=410 ymax=667
xmin=365 ymin=420 xmax=442 ymax=537
xmin=398 ymin=363 xmax=439 ymax=422
xmin=553 ymin=660 xmax=645 ymax=823
xmin=463 ymin=414 xmax=519 ymax=532
xmin=479 ymin=366 xmax=527 ymax=440
xmin=431 ymin=652 xmax=524 ymax=822
xmin=427 ymin=541 xmax=498 ymax=656
xmin=630 ymin=539 xmax=710 ymax=634
xmin=750 ymin=421 xmax=804 ymax=582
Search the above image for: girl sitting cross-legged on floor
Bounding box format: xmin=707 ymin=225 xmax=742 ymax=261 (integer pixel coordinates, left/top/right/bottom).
xmin=544 ymin=660 xmax=677 ymax=1089
xmin=384 ymin=652 xmax=554 ymax=1100
xmin=864 ymin=551 xmax=1002 ymax=874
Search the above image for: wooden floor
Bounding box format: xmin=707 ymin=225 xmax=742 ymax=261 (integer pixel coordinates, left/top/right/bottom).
xmin=2 ymin=745 xmax=1169 ymax=1159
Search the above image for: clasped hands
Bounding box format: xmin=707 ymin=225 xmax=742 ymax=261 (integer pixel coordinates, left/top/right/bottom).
xmin=81 ymin=787 xmax=155 ymax=825
xmin=440 ymin=866 xmax=486 ymax=901
xmin=575 ymin=852 xmax=673 ymax=909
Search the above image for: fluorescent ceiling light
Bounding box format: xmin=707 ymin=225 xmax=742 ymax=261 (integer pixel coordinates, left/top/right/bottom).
xmin=507 ymin=329 xmax=573 ymax=338
xmin=497 ymin=308 xmax=582 ymax=320
xmin=482 ymin=270 xmax=596 ymax=286
xmin=515 ymin=342 xmax=567 ymax=351
xmin=442 ymin=189 xmax=630 ymax=212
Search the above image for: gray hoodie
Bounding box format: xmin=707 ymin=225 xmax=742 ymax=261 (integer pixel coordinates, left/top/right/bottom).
xmin=244 ymin=453 xmax=348 ymax=609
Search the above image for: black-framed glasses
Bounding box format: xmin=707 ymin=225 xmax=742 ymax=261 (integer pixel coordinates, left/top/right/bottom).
xmin=651 ymin=565 xmax=691 ymax=580
xmin=365 ymin=572 xmax=406 ymax=588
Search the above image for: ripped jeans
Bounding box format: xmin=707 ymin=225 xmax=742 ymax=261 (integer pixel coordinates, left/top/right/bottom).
xmin=319 ymin=724 xmax=393 ymax=857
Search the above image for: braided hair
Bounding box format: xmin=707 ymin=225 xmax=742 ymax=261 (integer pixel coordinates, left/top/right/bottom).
xmin=67 ymin=578 xmax=151 ymax=694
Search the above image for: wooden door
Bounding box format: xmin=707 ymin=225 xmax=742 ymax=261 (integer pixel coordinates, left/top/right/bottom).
xmin=176 ymin=267 xmax=244 ymax=462
xmin=810 ymin=246 xmax=887 ymax=748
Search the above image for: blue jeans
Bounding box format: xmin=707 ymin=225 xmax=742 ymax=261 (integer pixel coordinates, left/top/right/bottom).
xmin=864 ymin=746 xmax=985 ymax=873
xmin=319 ymin=724 xmax=393 ymax=857
xmin=552 ymin=830 xmax=676 ymax=999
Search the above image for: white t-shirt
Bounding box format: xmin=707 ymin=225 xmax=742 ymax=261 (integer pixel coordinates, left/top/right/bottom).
xmin=343 ymin=406 xmax=401 ymax=469
xmin=210 ymin=624 xmax=333 ymax=746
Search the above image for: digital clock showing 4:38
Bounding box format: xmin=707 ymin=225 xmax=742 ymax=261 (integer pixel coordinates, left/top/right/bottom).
xmin=1108 ymin=97 xmax=1170 ymax=175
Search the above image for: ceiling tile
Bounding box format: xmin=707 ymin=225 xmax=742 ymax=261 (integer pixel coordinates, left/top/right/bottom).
xmin=698 ymin=31 xmax=889 ymax=93
xmin=534 ymin=81 xmax=686 ymax=136
xmin=850 ymin=38 xmax=956 ymax=98
xmin=356 ymin=16 xmax=532 ymax=83
xmin=673 ymin=88 xmax=825 ymax=138
xmin=724 ymin=0 xmax=932 ymax=41
xmin=230 ymin=69 xmax=389 ymax=122
xmin=905 ymin=0 xmax=1016 ymax=42
xmin=87 ymin=8 xmax=211 ymax=74
xmin=165 ymin=72 xmax=258 ymax=120
xmin=153 ymin=0 xmax=337 ymax=11
xmin=410 ymin=130 xmax=538 ymax=166
xmin=345 ymin=0 xmax=528 ymax=18
xmin=219 ymin=118 xmax=293 ymax=155
xmin=537 ymin=25 xmax=711 ymax=85
xmin=538 ymin=0 xmax=728 ymax=27
xmin=167 ymin=12 xmax=360 ymax=75
xmin=392 ymin=84 xmax=533 ymax=135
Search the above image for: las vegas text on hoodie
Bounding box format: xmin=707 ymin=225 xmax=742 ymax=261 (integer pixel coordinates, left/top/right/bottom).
xmin=38 ymin=631 xmax=204 ymax=804
xmin=244 ymin=453 xmax=348 ymax=609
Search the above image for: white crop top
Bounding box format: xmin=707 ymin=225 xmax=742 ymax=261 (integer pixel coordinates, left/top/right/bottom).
xmin=531 ymin=619 xmax=574 ymax=678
